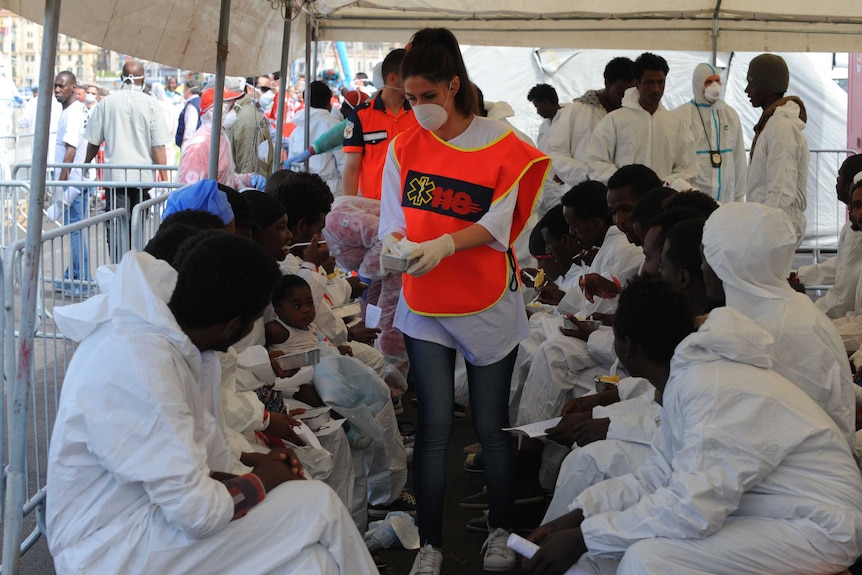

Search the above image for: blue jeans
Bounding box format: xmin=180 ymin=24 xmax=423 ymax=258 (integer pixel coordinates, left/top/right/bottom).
xmin=404 ymin=335 xmax=516 ymax=547
xmin=64 ymin=188 xmax=90 ymax=281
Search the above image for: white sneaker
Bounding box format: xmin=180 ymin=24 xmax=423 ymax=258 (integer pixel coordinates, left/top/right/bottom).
xmin=409 ymin=544 xmax=443 ymax=575
xmin=482 ymin=527 xmax=516 ymax=572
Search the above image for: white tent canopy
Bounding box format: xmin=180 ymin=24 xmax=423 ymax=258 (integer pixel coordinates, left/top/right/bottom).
xmin=2 ymin=0 xmax=862 ymax=75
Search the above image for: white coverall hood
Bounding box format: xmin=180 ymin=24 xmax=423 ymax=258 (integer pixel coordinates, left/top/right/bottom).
xmin=484 ymin=100 xmax=515 ymax=121
xmin=703 ymin=202 xmax=856 ymax=451
xmin=703 ymin=202 xmax=796 ymax=303
xmin=54 ymin=252 xmax=182 ymax=344
xmin=690 ymin=63 xmax=726 ymax=108
xmin=671 ymin=306 xmax=773 ymax=374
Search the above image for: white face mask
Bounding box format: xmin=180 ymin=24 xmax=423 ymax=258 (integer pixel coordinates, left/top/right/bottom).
xmin=258 ymin=90 xmax=275 ymax=109
xmin=703 ymin=83 xmax=722 ymax=103
xmin=121 ymin=74 xmax=146 ymax=91
xmin=84 ymin=93 xmax=97 ymax=104
xmin=222 ymin=107 xmax=238 ymax=130
xmin=412 ymin=82 xmax=452 ymax=132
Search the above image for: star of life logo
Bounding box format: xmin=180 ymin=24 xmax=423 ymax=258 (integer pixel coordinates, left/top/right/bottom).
xmin=402 ymin=170 xmax=493 ymax=222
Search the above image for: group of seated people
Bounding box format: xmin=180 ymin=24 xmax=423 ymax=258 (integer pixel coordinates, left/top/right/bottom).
xmin=43 ymin=154 xmax=862 ymax=574
xmin=502 ymin=159 xmax=862 ymax=574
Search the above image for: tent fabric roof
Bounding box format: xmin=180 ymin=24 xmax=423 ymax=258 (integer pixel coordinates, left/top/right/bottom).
xmin=3 ymin=0 xmax=861 ymax=75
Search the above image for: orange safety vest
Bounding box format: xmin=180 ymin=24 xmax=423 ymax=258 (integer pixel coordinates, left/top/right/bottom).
xmin=393 ymin=126 xmax=550 ymax=316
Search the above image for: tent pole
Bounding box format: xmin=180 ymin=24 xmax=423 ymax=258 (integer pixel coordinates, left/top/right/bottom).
xmin=208 ymin=0 xmax=232 ymax=180
xmin=3 ymin=0 xmax=61 ymax=570
xmin=273 ymin=15 xmax=291 ymax=169
xmin=711 ymin=0 xmax=722 ymax=66
xmin=303 ymin=9 xmax=312 ymax=172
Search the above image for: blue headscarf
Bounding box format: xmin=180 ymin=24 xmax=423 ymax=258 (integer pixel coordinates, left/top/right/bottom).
xmin=162 ymin=179 xmax=234 ymax=225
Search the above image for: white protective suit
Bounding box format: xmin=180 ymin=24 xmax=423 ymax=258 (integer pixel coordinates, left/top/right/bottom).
xmin=233 ymin=320 xmax=369 ymax=529
xmin=746 ymin=98 xmax=809 ymax=241
xmin=571 ymin=307 xmax=862 ymax=575
xmin=46 ymin=252 xmax=376 ymax=575
xmin=703 ymin=202 xmax=856 ymax=451
xmin=535 ymin=105 xmax=567 ymax=217
xmin=673 ymin=63 xmax=747 ymax=202
xmin=543 ymin=377 xmax=660 ymax=523
xmin=289 ymin=107 xmax=345 ymax=196
xmin=549 ymin=90 xmax=609 ymax=189
xmin=798 ymin=219 xmax=862 ymax=319
xmin=512 ymin=226 xmax=643 ymax=426
xmin=587 ymin=87 xmax=698 ymax=191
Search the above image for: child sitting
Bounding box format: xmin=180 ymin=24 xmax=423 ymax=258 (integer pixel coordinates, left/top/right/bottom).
xmin=266 ymin=274 xmax=366 ymax=446
xmin=266 ymin=274 xmax=353 ymax=359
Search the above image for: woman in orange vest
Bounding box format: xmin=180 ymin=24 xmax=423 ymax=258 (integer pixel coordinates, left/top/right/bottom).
xmin=378 ymin=28 xmax=550 ymax=575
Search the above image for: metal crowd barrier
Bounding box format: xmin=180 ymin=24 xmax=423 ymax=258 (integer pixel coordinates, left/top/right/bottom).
xmin=0 ymin=178 xmax=181 ymax=249
xmin=0 ymin=135 xmax=34 ymax=181
xmin=10 ymin=162 xmax=178 ymax=184
xmin=1 ymin=208 xmax=129 ymax=572
xmin=130 ymin=189 xmax=178 ymax=253
xmin=803 ymin=148 xmax=855 ymax=256
xmin=0 ymin=181 xmax=31 ymax=249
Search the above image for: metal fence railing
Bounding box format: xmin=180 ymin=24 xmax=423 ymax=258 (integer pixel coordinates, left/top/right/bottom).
xmin=0 ymin=135 xmax=35 ymax=181
xmin=1 ymin=208 xmax=129 ymax=571
xmin=130 ymin=190 xmax=176 ymax=253
xmin=0 ymin=177 xmax=181 ymax=250
xmin=10 ymin=162 xmax=178 ymax=185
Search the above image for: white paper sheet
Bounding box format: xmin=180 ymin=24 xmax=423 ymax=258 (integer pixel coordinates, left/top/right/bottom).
xmin=503 ymin=416 xmax=562 ymax=439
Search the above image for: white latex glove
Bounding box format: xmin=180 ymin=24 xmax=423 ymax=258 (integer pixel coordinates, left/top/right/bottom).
xmin=381 ymin=233 xmax=400 ymax=256
xmin=379 ymin=232 xmax=401 ymax=273
xmin=406 ymin=234 xmax=455 ymax=277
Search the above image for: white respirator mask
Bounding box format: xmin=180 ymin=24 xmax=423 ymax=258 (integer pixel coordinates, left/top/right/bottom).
xmin=258 ymin=90 xmax=275 ymax=109
xmin=703 ymin=83 xmax=722 ymax=103
xmin=412 ymin=81 xmax=453 ymax=132
xmin=222 ymin=105 xmax=238 ymax=130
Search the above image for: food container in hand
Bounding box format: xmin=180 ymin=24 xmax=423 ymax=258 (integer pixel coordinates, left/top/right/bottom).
xmin=275 ymin=349 xmax=321 ymax=371
xmin=563 ymin=317 xmax=602 ymax=331
xmin=594 ymin=374 xmax=621 ymax=393
xmin=381 ymin=254 xmax=413 ymax=272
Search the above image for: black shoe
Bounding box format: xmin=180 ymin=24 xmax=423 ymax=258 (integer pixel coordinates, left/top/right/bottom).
xmin=465 ymin=511 xmax=537 ymax=536
xmin=368 ymin=489 xmax=417 ymax=518
xmin=460 ymin=481 xmax=547 ymax=509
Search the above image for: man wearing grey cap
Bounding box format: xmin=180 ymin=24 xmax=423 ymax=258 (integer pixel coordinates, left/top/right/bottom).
xmin=745 ymin=53 xmax=809 ymax=242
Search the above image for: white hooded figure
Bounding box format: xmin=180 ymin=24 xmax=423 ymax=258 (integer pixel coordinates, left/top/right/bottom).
xmin=703 ymin=202 xmax=856 ymax=451
xmin=673 ymin=63 xmax=746 ymax=202
xmin=571 ymin=306 xmax=862 ymax=575
xmin=587 ymin=87 xmax=697 ymax=191
xmin=46 ymin=251 xmax=377 ymax=575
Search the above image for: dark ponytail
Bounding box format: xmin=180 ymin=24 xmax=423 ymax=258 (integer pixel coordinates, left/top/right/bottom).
xmin=402 ymin=28 xmax=478 ymax=117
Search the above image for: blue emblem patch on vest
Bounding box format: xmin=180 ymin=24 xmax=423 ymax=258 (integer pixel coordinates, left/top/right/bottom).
xmin=401 ymin=170 xmax=493 ymax=222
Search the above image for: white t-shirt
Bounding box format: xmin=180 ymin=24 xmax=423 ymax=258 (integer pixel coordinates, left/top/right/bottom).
xmin=379 ymin=116 xmax=530 ymax=366
xmin=55 ymin=101 xmax=89 ymax=184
